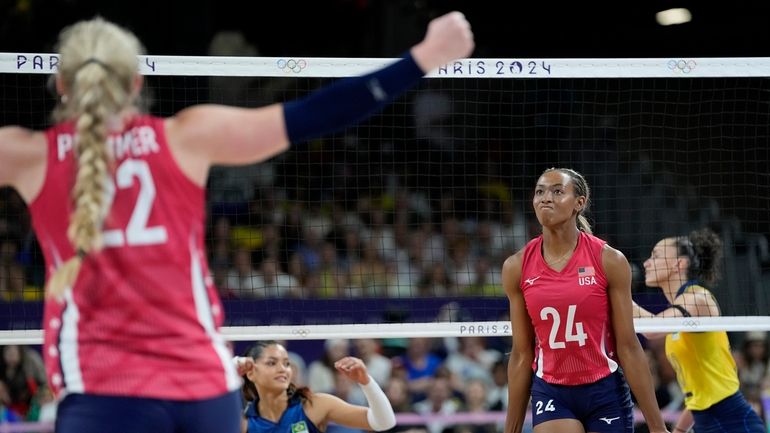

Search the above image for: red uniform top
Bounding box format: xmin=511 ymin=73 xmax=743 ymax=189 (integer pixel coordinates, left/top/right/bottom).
xmin=29 ymin=115 xmax=240 ymax=400
xmin=520 ymin=231 xmax=618 ymax=385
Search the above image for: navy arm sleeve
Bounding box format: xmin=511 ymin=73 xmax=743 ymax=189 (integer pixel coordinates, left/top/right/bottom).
xmin=282 ymin=53 xmax=425 ymax=144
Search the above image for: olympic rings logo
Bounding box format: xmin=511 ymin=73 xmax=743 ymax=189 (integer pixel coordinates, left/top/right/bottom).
xmin=277 ymin=59 xmax=307 ymax=73
xmin=680 ymin=319 xmax=701 ymax=327
xmin=291 ymin=328 xmax=312 ymax=337
xmin=667 ymin=59 xmax=697 ymax=73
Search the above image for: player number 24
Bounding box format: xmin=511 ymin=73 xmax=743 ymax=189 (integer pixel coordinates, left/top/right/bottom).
xmin=540 ymin=305 xmax=587 ymax=349
xmin=535 ymin=399 xmax=556 ymax=415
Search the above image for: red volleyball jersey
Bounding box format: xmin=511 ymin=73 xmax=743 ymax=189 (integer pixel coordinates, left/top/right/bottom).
xmin=520 ymin=231 xmax=618 ymax=385
xmin=29 ymin=115 xmax=240 ymax=400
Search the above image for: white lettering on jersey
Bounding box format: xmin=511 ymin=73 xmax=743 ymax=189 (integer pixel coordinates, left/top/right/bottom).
xmin=56 ymin=126 xmax=160 ymax=162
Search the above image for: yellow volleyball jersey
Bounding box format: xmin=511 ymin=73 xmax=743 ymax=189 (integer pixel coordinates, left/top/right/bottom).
xmin=664 ymin=286 xmax=739 ymax=410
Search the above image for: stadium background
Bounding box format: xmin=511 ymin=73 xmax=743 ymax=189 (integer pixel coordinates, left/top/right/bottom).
xmin=1 ymin=0 xmax=770 ymax=431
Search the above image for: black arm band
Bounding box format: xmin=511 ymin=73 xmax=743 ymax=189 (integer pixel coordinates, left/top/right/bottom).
xmin=283 ymin=53 xmax=425 ymax=144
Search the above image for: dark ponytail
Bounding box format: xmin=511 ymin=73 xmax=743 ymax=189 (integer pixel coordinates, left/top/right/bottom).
xmin=675 ymin=228 xmax=723 ymax=286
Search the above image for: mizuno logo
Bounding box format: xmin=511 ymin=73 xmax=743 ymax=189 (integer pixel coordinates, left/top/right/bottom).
xmin=599 ymin=417 xmax=620 ymax=425
xmin=524 ymin=276 xmax=541 ymax=286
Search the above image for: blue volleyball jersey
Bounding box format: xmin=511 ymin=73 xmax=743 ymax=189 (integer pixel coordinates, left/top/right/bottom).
xmin=245 ymin=395 xmax=322 ymax=433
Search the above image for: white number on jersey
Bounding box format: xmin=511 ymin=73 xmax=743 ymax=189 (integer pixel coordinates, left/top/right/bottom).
xmin=102 ymin=159 xmax=168 ymax=247
xmin=539 ymin=304 xmax=588 ymax=349
xmin=535 ymin=399 xmax=556 ymax=415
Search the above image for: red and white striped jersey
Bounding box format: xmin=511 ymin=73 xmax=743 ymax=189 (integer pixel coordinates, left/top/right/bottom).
xmin=29 ymin=115 xmax=240 ymax=400
xmin=520 ymin=231 xmax=618 ymax=385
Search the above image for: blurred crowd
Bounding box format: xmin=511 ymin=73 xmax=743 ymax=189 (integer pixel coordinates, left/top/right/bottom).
xmin=2 ymin=332 xmax=768 ymax=431
xmin=0 ymin=179 xmax=537 ymax=302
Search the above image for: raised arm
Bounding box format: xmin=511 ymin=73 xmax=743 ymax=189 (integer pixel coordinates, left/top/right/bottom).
xmin=604 ymin=246 xmax=669 ymax=433
xmin=164 ymin=11 xmax=474 ymax=185
xmin=502 ymin=252 xmax=535 ymax=433
xmin=0 ymin=126 xmax=47 ymax=203
xmin=309 ymin=356 xmax=395 ymax=432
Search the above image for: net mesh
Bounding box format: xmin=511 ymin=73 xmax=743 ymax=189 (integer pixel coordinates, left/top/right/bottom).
xmin=0 ymin=55 xmax=769 ymax=342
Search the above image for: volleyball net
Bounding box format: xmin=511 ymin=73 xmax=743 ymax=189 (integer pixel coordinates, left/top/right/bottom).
xmin=0 ymin=54 xmax=769 ymax=344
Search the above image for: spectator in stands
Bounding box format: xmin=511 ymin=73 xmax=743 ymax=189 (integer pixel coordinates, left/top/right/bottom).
xmin=353 ymin=339 xmax=393 ymax=388
xmin=417 ymin=263 xmax=453 ymax=297
xmin=0 ymin=380 xmax=21 ymax=423
xmin=457 ymin=379 xmax=496 ymax=433
xmin=255 ymin=257 xmax=301 ymax=298
xmin=309 ymin=339 xmax=351 ymax=394
xmin=225 ymin=247 xmax=261 ymax=297
xmin=393 ymin=337 xmax=443 ymax=398
xmin=349 ymin=239 xmax=391 ymax=297
xmin=487 ymin=360 xmax=508 ymax=411
xmin=0 ymin=345 xmax=46 ymax=418
xmin=318 ymin=241 xmax=349 ymax=298
xmin=444 ymin=337 xmax=500 ymax=387
xmin=735 ymin=331 xmax=769 ymax=414
xmin=0 ymin=239 xmax=26 ymax=301
xmin=413 ymin=375 xmax=460 ymax=433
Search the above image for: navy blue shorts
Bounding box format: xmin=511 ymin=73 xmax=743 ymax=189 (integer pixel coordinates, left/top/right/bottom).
xmin=691 ymin=392 xmax=765 ymax=433
xmin=531 ymin=371 xmax=633 ymax=433
xmin=55 ymin=390 xmax=242 ymax=433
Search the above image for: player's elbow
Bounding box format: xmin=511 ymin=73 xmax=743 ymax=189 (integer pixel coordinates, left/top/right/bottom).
xmin=615 ymin=340 xmax=644 ymax=364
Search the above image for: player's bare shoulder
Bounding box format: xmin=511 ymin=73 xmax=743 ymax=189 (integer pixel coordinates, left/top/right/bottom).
xmin=601 ymin=243 xmax=629 ymax=269
xmin=502 ymin=248 xmax=526 ymax=296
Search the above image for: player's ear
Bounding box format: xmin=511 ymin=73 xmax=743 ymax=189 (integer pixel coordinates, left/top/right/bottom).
xmin=574 ymin=195 xmax=586 ymax=212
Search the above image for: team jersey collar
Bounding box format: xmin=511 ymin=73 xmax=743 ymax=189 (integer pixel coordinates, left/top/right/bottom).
xmin=675 ymin=279 xmax=700 ymax=298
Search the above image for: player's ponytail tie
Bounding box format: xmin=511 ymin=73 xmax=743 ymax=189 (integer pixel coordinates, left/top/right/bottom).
xmin=45 ymin=251 xmax=85 ymax=299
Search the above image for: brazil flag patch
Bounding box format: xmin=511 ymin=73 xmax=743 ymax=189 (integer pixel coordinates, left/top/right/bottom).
xmin=291 ymin=421 xmax=309 ymax=433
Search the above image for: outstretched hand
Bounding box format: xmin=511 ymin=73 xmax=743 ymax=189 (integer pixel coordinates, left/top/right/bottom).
xmin=411 ymin=11 xmax=475 ymax=72
xmin=234 ymin=356 xmax=255 ymax=376
xmin=334 ymin=356 xmax=369 ymax=385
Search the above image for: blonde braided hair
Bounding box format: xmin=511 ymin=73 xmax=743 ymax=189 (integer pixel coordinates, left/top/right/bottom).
xmin=47 ymin=18 xmax=143 ymax=297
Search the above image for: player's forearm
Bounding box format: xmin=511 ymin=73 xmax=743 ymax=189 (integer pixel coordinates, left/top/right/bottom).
xmin=617 ymin=344 xmax=667 ymax=431
xmin=505 ymin=354 xmax=533 ymax=433
xmin=673 ymin=408 xmax=693 ymax=433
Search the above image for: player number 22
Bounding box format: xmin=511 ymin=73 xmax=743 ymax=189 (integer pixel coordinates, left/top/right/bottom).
xmin=540 ymin=305 xmax=587 ymax=349
xmin=102 ymin=159 xmax=168 ymax=247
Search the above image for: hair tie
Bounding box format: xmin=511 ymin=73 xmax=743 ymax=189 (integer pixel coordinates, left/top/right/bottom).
xmin=76 ymin=249 xmax=87 ymax=259
xmin=74 ymin=58 xmax=115 ymax=75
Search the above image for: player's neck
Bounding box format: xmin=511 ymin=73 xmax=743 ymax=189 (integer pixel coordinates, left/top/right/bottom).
xmin=257 ymin=389 xmax=289 ymax=421
xmin=661 ymin=277 xmax=687 ymax=303
xmin=106 ymin=107 xmax=140 ymax=132
xmin=541 ymin=226 xmax=579 ymax=257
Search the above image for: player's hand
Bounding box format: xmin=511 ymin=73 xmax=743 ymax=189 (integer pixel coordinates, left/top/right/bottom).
xmin=334 ymin=356 xmax=369 ymax=385
xmin=411 ymin=11 xmax=475 ymax=72
xmin=234 ymin=356 xmax=255 ymax=376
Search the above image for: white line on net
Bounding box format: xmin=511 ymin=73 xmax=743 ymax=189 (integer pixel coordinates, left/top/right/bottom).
xmin=4 ymin=53 xmax=770 ymax=77
xmin=1 ymin=317 xmax=769 ymax=344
